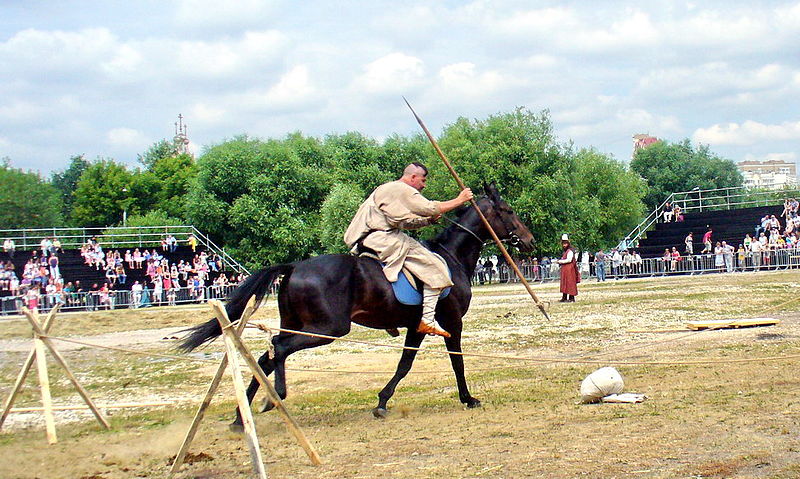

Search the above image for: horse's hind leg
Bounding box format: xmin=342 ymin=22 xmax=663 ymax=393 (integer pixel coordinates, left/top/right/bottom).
xmin=445 ymin=333 xmax=480 ymax=408
xmin=231 ymin=351 xmax=276 ymax=431
xmin=374 ymin=329 xmax=426 ymax=418
xmin=261 ymin=330 xmax=340 ymax=412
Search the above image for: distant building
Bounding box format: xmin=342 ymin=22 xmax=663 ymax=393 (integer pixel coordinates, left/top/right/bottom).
xmin=737 ymin=159 xmax=798 ymax=189
xmin=632 ymin=134 xmax=659 ymax=159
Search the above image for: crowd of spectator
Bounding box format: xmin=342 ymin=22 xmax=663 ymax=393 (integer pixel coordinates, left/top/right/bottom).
xmin=1 ymin=234 xmax=246 ymax=314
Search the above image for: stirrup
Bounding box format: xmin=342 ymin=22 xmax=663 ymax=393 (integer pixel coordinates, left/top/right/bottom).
xmin=417 ymin=321 xmax=451 ymax=338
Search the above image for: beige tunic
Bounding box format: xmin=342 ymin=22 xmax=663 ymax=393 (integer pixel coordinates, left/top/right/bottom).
xmin=344 ymin=181 xmax=453 ymax=289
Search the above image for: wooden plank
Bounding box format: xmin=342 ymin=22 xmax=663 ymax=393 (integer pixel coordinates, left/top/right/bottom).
xmin=0 ymin=306 xmax=59 ymax=430
xmin=220 ymin=312 xmax=268 ymax=479
xmin=169 ymin=298 xmax=258 ymax=476
xmin=685 ymin=318 xmax=780 ymax=331
xmin=34 ymin=333 xmax=57 ymax=444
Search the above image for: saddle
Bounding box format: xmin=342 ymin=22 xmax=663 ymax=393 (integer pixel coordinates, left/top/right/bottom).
xmin=355 ymin=243 xmax=451 ymax=306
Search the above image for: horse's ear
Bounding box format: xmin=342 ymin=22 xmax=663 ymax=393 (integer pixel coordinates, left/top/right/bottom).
xmin=484 ymin=181 xmax=501 ymax=204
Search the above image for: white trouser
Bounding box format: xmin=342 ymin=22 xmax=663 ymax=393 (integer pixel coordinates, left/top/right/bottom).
xmin=421 ymin=285 xmax=442 ymax=325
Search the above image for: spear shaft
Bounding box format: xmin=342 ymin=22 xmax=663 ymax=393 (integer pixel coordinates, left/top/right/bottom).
xmin=403 ymin=98 xmax=550 ymax=321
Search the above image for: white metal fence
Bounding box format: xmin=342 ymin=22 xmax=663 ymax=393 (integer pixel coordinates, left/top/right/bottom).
xmin=475 ymin=247 xmax=800 ymax=285
xmin=0 ymin=283 xmax=252 ymax=315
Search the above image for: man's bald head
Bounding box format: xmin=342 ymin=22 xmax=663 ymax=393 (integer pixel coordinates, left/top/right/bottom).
xmin=400 ymin=162 xmax=429 ymax=191
xmin=403 ymin=162 xmax=428 ymax=177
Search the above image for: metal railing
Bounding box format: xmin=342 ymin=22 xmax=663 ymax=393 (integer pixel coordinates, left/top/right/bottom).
xmin=0 ymin=225 xmax=249 ymax=274
xmin=0 ymin=281 xmax=283 ymax=316
xmin=473 ymin=247 xmax=800 ymax=285
xmin=620 ymin=185 xmax=800 ymax=251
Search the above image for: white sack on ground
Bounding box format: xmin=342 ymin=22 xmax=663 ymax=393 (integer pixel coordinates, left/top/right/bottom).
xmin=580 ymin=367 xmax=624 ymax=403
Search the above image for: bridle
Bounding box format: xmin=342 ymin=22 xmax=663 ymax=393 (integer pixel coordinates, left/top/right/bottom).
xmin=441 ymin=197 xmax=523 ymax=247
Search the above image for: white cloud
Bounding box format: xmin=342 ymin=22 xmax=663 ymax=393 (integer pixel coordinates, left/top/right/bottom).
xmin=561 ymin=108 xmax=681 ymax=149
xmin=174 ymin=0 xmax=278 ymax=29
xmin=0 ymin=28 xmax=118 ymax=75
xmin=1 ymin=1 xmax=798 ymax=174
xmin=693 ymin=120 xmax=800 ymax=146
xmin=437 ymin=62 xmax=506 ymax=96
xmin=355 ymin=52 xmax=425 ymax=94
xmin=101 ymin=44 xmax=144 ymax=78
xmin=570 ymin=11 xmax=661 ymax=51
xmin=637 ymin=62 xmax=795 ymax=101
xmin=106 ymin=128 xmax=150 ymax=150
xmin=669 ymin=10 xmax=771 ymax=47
xmin=190 ymin=103 xmax=227 ymax=124
xmin=0 ymin=100 xmax=46 ymax=123
xmin=265 ymin=65 xmax=315 ymax=106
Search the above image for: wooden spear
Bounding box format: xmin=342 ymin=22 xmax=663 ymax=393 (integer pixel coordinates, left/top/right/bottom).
xmin=403 ymin=97 xmax=550 ymax=321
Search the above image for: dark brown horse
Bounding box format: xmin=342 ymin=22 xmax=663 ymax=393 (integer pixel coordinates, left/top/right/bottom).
xmin=179 ymin=183 xmax=534 ymax=426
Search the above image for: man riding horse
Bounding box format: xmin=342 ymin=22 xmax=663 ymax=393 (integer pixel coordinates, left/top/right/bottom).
xmin=344 ymin=162 xmax=473 ymax=338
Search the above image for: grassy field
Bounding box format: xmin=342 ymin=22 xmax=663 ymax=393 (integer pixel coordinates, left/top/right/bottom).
xmin=1 ymin=270 xmax=799 ymax=478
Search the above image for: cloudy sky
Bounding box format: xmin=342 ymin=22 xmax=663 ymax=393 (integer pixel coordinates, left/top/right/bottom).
xmin=2 ymin=0 xmax=799 ymax=175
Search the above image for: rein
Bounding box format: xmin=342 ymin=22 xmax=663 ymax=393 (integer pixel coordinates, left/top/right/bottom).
xmin=441 ymin=204 xmax=521 ymax=247
xmin=441 ymin=215 xmax=485 ymax=244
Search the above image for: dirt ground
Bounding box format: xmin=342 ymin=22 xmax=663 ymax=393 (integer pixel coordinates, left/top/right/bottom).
xmin=2 ymin=271 xmax=800 ymax=478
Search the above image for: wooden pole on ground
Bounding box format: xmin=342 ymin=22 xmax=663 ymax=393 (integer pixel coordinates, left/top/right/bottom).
xmin=22 ymin=307 xmax=110 ymax=430
xmin=404 ymin=98 xmax=551 ymax=321
xmin=210 ymin=300 xmax=322 ymax=466
xmin=0 ymin=306 xmax=59 ymax=430
xmin=33 ymin=313 xmax=57 ymax=444
xmin=169 ymin=298 xmax=258 ymax=475
xmin=219 ymin=307 xmax=268 ymax=479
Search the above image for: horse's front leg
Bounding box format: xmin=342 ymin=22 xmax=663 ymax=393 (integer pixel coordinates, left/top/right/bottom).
xmin=444 ymin=333 xmax=481 ymax=408
xmin=374 ymin=329 xmax=426 ymax=418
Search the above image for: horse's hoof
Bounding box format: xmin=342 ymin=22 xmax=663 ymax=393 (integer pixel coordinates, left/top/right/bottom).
xmin=466 ymin=398 xmax=482 ymax=409
xmin=260 ymin=397 xmax=276 ymax=413
xmin=228 ymin=422 xmax=244 ymax=434
xmin=372 ymin=407 xmax=389 ymax=419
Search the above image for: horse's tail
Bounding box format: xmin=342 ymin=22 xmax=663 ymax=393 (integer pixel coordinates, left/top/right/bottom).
xmin=177 ymin=264 xmax=294 ymax=352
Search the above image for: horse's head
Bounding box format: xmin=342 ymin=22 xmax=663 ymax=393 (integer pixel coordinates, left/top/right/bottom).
xmin=479 ymin=182 xmax=535 ymax=252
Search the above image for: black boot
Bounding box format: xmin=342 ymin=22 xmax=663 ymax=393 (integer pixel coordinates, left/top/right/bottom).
xmin=568 ymin=295 xmax=576 ymax=302
xmin=559 ymin=293 xmax=568 ymax=303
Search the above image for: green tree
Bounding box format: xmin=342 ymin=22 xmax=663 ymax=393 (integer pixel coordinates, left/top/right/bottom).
xmin=137 ymin=139 xmax=179 ymax=171
xmin=187 ymin=134 xmax=335 ymax=268
xmin=325 ymin=132 xmax=392 ymax=194
xmin=50 ymin=154 xmax=89 ymax=221
xmin=0 ymin=158 xmax=63 ymax=229
xmin=572 ymin=148 xmax=646 ymax=251
xmin=318 ymin=183 xmax=365 ymax=254
xmin=630 ymin=139 xmax=744 ymax=209
xmin=148 ymin=153 xmax=196 ymax=220
xmin=421 ymin=108 xmax=645 ymax=254
xmin=427 ymin=108 xmax=577 ymax=254
xmin=71 ymin=159 xmax=134 ymax=227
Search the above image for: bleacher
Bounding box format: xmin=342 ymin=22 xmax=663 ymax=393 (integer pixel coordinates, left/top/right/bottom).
xmin=635 ymin=206 xmax=783 ymax=258
xmin=0 ymin=248 xmax=235 ymax=307
xmin=0 ymin=245 xmax=230 ymax=294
